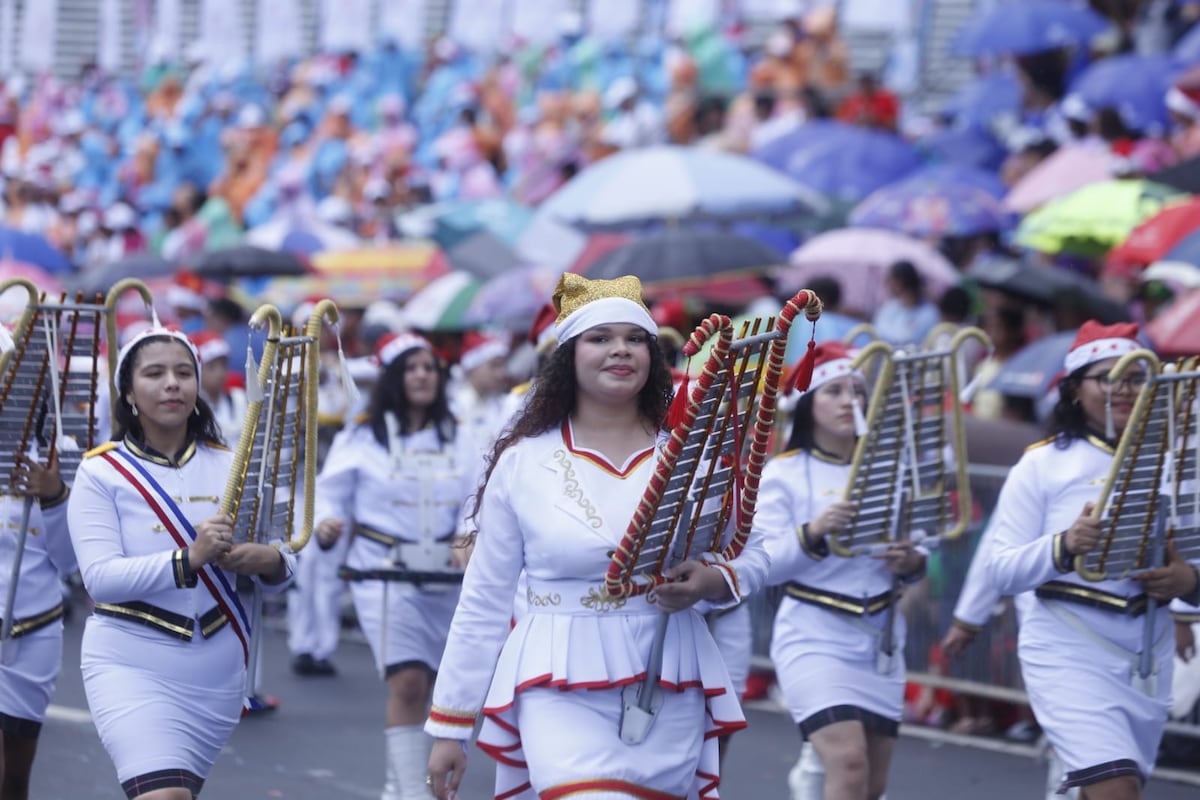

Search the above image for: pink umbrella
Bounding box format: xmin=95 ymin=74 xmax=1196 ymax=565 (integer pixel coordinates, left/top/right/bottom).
xmin=1004 ymin=142 xmax=1114 ymax=214
xmin=1146 ymin=289 xmax=1200 ymax=357
xmin=775 ymin=228 xmax=960 ymax=316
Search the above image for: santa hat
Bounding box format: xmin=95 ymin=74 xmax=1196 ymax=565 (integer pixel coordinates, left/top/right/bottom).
xmin=189 ymin=331 xmax=230 ymax=364
xmin=376 ymin=331 xmax=431 ymax=368
xmin=528 ymin=302 xmax=558 ymax=354
xmin=118 ymin=318 xmax=155 ymax=346
xmin=168 ymin=271 xmax=209 ymax=314
xmin=552 ymin=273 xmax=656 ymax=344
xmin=791 ymin=341 xmax=864 ymax=394
xmin=460 ymin=331 xmax=508 ymax=372
xmin=1063 ymin=321 xmax=1141 ymax=375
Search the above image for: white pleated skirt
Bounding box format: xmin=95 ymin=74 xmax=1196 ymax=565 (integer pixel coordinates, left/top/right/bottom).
xmin=80 ymin=615 xmax=244 ymax=784
xmin=347 ymin=561 xmax=459 ymax=673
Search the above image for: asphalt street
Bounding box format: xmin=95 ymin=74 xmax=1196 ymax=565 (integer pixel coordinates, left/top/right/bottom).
xmin=32 ymin=602 xmax=1200 ymax=799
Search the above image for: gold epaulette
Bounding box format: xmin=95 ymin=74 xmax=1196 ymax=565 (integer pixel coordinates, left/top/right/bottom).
xmin=1024 ymin=436 xmax=1055 ymax=452
xmin=510 ymin=381 xmax=532 ymax=397
xmin=206 ymin=441 xmax=230 ymax=451
xmin=84 ymin=442 xmax=119 ymax=459
xmin=317 ymin=412 xmax=346 ymax=428
xmin=353 ymin=411 xmax=370 ymax=425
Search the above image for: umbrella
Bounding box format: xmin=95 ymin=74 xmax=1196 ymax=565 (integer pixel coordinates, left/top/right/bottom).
xmin=539 ymin=145 xmax=828 ymax=229
xmin=1146 ymin=290 xmax=1200 ymax=356
xmin=986 ymin=330 xmax=1076 ymax=399
xmin=906 ymin=164 xmax=1008 ymax=199
xmin=1150 ymin=154 xmax=1200 ymax=194
xmin=462 ymin=266 xmax=559 ymax=330
xmin=69 ymin=252 xmax=175 ymax=296
xmin=236 ymin=274 xmax=418 ymax=312
xmin=311 ymin=243 xmax=451 ymax=298
xmin=1004 ymin=142 xmax=1116 ymax=214
xmin=0 ymin=260 xmax=65 ymax=297
xmin=187 ymin=246 xmax=309 ymax=280
xmin=1173 ymin=18 xmax=1200 ymax=66
xmin=1069 ymin=54 xmax=1177 ymax=135
xmin=403 ymin=272 xmax=484 ymax=332
xmin=1141 ymin=260 xmax=1200 ymax=289
xmin=951 ymin=1 xmax=1111 ymax=57
xmin=565 ymin=232 xmax=633 ymax=275
xmin=849 ymin=178 xmax=1010 ymax=238
xmin=754 ymin=121 xmax=922 ymax=205
xmin=431 ymin=199 xmax=535 ymax=250
xmin=915 ymin=126 xmax=1008 ymax=172
xmin=964 ymin=415 xmax=1047 ymax=466
xmin=585 ymin=230 xmax=784 ymax=305
xmin=967 ymin=257 xmax=1130 ymax=323
xmin=775 ymin=228 xmax=960 ymax=316
xmin=941 ymin=71 xmax=1023 ymax=129
xmin=1104 ymin=197 xmax=1200 ymax=277
xmin=1014 ymin=180 xmax=1184 ymax=257
xmin=443 ymin=231 xmax=521 ymax=279
xmin=0 ymin=227 xmax=71 ymax=274
xmin=244 ymin=217 xmax=360 ymax=256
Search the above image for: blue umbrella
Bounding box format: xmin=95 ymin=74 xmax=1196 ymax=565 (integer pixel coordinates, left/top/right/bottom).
xmin=951 ymin=1 xmax=1111 ymax=57
xmin=539 ymin=145 xmax=828 ymax=229
xmin=754 ymin=121 xmax=922 ymax=205
xmin=849 ymin=178 xmax=1011 ymax=238
xmin=905 ymin=164 xmax=1008 ymax=199
xmin=432 ymin=199 xmax=534 ymax=250
xmin=941 ymin=71 xmax=1023 ymax=128
xmin=916 ymin=126 xmax=1008 ymax=171
xmin=1070 ymin=54 xmax=1178 ymax=135
xmin=1173 ymin=20 xmax=1200 ymax=65
xmin=1161 ymin=227 xmax=1200 ymax=267
xmin=987 ymin=330 xmax=1077 ymax=399
xmin=0 ymin=227 xmax=71 ymax=274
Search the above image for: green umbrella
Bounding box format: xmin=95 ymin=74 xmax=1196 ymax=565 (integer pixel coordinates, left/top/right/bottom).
xmin=402 ymin=272 xmax=484 ymax=332
xmin=1014 ymin=179 xmax=1184 ymax=257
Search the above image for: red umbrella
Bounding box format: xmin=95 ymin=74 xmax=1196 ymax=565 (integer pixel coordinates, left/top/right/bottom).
xmin=1145 ymin=290 xmax=1200 ymax=356
xmin=1105 ymin=197 xmax=1200 ymax=279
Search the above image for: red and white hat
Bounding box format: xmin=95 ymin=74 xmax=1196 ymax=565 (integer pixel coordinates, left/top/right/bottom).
xmin=1167 ymin=85 xmax=1200 ymax=122
xmin=167 ymin=271 xmax=209 ymax=314
xmin=795 ymin=341 xmax=863 ymax=394
xmin=189 ymin=331 xmax=230 ymax=364
xmin=527 ymin=302 xmax=558 ymax=354
xmin=376 ymin=331 xmax=431 ymax=368
xmin=114 ymin=326 xmax=201 ymax=385
xmin=459 ymin=331 xmax=508 ymax=372
xmin=1063 ymin=320 xmax=1140 ymax=375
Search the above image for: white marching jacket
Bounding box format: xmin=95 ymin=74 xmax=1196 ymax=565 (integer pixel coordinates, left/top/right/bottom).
xmin=0 ymin=489 xmax=75 ymax=626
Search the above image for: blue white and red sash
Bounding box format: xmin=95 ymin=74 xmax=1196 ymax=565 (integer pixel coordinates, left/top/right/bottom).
xmin=99 ymin=446 xmax=252 ymax=664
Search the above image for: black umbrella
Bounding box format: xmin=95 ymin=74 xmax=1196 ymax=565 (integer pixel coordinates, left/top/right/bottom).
xmin=1150 ymin=155 xmax=1200 ymax=194
xmin=186 ymin=246 xmax=308 ymax=281
xmin=586 ymin=230 xmax=784 ymax=297
xmin=443 ymin=231 xmax=520 ymax=279
xmin=967 ymin=257 xmax=1130 ymax=324
xmin=68 ymin=252 xmax=175 ymax=296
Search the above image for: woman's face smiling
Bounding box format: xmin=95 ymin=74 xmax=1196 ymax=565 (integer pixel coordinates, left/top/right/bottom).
xmin=573 ymin=323 xmax=651 ymax=406
xmin=125 ymin=340 xmax=198 ymax=436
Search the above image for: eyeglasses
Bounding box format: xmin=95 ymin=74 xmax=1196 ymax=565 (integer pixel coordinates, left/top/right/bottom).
xmin=1081 ymin=373 xmax=1148 ymax=391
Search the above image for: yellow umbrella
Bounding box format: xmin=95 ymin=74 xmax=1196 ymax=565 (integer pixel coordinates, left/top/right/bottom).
xmin=1014 ymin=179 xmax=1184 ymax=257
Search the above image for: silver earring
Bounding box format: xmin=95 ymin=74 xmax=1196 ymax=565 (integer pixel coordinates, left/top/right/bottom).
xmin=193 ymin=406 xmax=200 ymax=417
xmin=131 ymin=404 xmax=138 ymax=417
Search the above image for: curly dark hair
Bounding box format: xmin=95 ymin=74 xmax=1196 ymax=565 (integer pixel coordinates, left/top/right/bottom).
xmin=112 ymin=335 xmax=224 ymax=447
xmin=364 ymin=346 xmax=455 ymax=448
xmin=471 ymin=335 xmax=674 ymax=521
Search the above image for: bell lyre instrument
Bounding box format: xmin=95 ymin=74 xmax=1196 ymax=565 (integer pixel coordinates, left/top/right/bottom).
xmin=1074 ymin=350 xmax=1200 ymax=694
xmin=606 ymin=289 xmax=823 ymax=744
xmin=220 ymin=301 xmax=333 ymax=702
xmin=0 ymin=278 xmax=139 ymax=662
xmin=834 ymin=327 xmax=989 ymax=672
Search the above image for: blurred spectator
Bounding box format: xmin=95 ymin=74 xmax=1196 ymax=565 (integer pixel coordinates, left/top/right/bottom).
xmin=836 ymin=73 xmax=899 ymax=132
xmin=804 ymin=275 xmax=861 ymax=343
xmin=970 ymin=306 xmax=1028 ymax=421
xmin=872 ymin=260 xmax=941 ymax=346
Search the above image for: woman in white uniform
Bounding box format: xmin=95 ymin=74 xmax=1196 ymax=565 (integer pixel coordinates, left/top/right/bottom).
xmin=426 ymin=273 xmax=769 ymax=800
xmin=0 ymin=451 xmax=75 ymax=800
xmin=756 ymin=341 xmax=925 ymax=800
xmin=986 ymin=321 xmax=1200 ymax=800
xmin=68 ymin=327 xmax=295 ymax=800
xmin=314 ymin=332 xmax=477 ymax=800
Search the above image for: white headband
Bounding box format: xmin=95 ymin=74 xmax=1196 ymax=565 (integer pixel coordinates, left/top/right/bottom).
xmin=1167 ymin=86 xmax=1200 ymax=121
xmin=804 ymin=357 xmax=863 ymax=394
xmin=114 ymin=327 xmax=202 ymax=389
xmin=378 ymin=332 xmax=431 ymax=367
xmin=1064 ymin=337 xmax=1140 ymax=375
xmin=554 ymin=297 xmax=657 ymax=344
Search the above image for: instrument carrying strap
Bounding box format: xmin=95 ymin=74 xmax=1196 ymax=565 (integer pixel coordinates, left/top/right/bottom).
xmin=1041 ymin=599 xmax=1166 ymax=695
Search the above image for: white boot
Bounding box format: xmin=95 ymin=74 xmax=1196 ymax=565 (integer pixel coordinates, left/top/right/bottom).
xmin=381 ymin=727 xmax=401 ymax=800
xmin=386 ymin=724 xmax=435 ymax=800
xmin=788 ymin=742 xmax=825 ymax=800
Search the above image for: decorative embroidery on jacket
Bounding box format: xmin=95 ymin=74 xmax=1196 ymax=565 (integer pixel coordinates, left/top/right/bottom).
xmin=554 ymin=449 xmax=603 ymax=529
xmin=526 ymin=588 xmax=562 ymax=607
xmin=580 ymin=585 xmax=627 ymax=613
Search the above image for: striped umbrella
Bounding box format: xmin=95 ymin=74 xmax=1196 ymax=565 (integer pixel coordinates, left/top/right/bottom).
xmin=403 ymin=272 xmax=485 ymax=332
xmin=311 ymin=242 xmax=451 ymax=299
